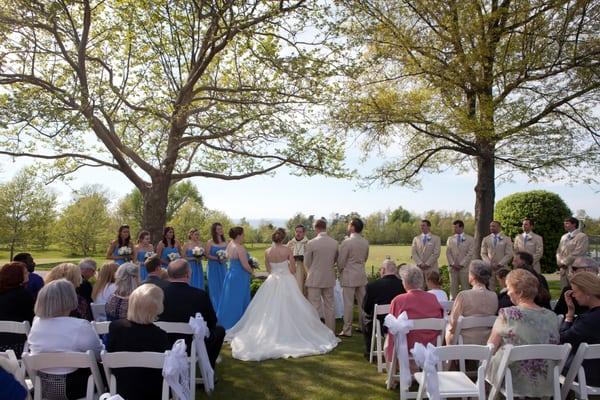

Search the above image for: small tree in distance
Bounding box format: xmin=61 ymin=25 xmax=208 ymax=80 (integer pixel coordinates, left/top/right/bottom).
xmin=495 ymin=190 xmax=571 ymax=273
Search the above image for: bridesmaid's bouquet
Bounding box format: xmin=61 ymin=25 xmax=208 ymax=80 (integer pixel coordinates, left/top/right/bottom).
xmin=144 ymin=251 xmax=157 ymax=259
xmin=192 ymin=246 xmax=205 ymax=258
xmin=216 ymin=249 xmax=227 ymax=263
xmin=168 ymin=252 xmax=180 ymax=261
xmin=118 ymin=246 xmax=132 ymax=261
xmin=248 ymin=256 xmax=260 ymax=270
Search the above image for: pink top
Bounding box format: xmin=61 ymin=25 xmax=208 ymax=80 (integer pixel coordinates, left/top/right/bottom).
xmin=386 ymin=289 xmax=444 ymax=361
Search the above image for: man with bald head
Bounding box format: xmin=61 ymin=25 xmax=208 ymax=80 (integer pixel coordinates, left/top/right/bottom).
xmin=159 ymin=258 xmax=225 ymax=368
xmin=360 ymin=259 xmax=406 ymax=356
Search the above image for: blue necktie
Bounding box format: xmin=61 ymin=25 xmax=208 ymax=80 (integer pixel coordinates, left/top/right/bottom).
xmin=493 ymin=235 xmax=498 ymax=247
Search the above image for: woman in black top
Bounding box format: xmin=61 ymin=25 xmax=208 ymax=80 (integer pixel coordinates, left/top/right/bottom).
xmin=107 ymin=284 xmax=169 ymax=400
xmin=0 ymin=262 xmax=34 ymax=353
xmin=560 ymin=271 xmax=600 ymax=387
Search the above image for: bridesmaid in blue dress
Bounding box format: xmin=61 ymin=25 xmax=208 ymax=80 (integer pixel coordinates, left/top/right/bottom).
xmin=205 ymin=223 xmax=228 ymax=311
xmin=106 ymin=225 xmax=132 ymax=266
xmin=183 ymin=228 xmax=205 ymax=290
xmin=133 ymin=230 xmax=154 ymax=281
xmin=155 ymin=227 xmax=182 ymax=268
xmin=217 ymin=226 xmax=252 ymax=330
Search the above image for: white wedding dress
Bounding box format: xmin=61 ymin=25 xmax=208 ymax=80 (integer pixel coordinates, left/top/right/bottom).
xmin=225 ymin=260 xmax=340 ymax=361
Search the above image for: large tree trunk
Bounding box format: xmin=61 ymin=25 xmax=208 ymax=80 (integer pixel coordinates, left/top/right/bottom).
xmin=473 ymin=149 xmax=496 ymax=258
xmin=141 ymin=177 xmax=170 ymax=244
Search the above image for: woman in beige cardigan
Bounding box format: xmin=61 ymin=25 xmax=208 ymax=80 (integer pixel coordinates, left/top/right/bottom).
xmin=445 ymin=260 xmax=498 ymax=345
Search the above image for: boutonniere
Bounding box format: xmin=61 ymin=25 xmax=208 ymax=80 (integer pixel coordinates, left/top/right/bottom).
xmin=497 ymin=235 xmax=503 ymax=241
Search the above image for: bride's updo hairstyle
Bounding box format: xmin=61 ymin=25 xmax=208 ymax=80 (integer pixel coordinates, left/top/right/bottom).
xmin=229 ymin=226 xmax=244 ymax=240
xmin=272 ymin=228 xmax=286 ymax=244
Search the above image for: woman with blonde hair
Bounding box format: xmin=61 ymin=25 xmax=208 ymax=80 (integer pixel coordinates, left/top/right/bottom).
xmin=44 ymin=263 xmax=92 ymax=320
xmin=560 ymin=271 xmax=600 ymax=386
xmin=487 ymin=269 xmax=559 ymax=397
xmin=92 ymin=263 xmax=119 ymax=304
xmin=105 ymin=263 xmax=139 ymax=321
xmin=107 ymin=284 xmax=169 ymax=399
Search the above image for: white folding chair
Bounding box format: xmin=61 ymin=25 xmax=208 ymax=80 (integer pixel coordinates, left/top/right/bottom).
xmin=414 ymin=344 xmax=493 ymax=399
xmin=487 ymin=343 xmax=572 ymax=400
xmin=0 ymin=320 xmax=31 ymax=354
xmin=154 ymin=321 xmax=197 ymax=400
xmin=101 ymin=351 xmax=169 ymax=400
xmin=451 ymin=315 xmax=497 ymax=371
xmin=560 ymin=343 xmax=600 ymax=400
xmin=21 ymin=350 xmax=105 ymax=400
xmin=90 ymin=303 xmax=107 ymax=322
xmin=386 ymin=317 xmax=447 ymax=399
xmin=0 ymin=349 xmax=29 ymax=393
xmin=91 ymin=321 xmax=111 ymax=336
xmin=369 ymin=303 xmax=391 ymax=373
xmin=439 ymin=301 xmax=454 ymax=315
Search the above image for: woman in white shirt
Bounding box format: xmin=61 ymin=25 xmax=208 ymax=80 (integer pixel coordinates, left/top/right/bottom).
xmin=28 ymin=279 xmax=103 ymax=399
xmin=425 ymin=270 xmax=449 ymax=303
xmin=92 ymin=262 xmax=118 ymax=304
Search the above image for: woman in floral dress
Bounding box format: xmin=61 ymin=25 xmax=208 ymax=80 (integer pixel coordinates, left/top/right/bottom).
xmin=487 ymin=268 xmax=560 ymax=397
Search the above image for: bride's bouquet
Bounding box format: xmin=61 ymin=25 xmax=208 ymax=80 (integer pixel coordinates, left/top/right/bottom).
xmin=248 ymin=256 xmax=260 ymax=270
xmin=192 ymin=246 xmax=205 ymax=258
xmin=168 ymin=252 xmax=180 ymax=262
xmin=216 ymin=249 xmax=227 ymax=263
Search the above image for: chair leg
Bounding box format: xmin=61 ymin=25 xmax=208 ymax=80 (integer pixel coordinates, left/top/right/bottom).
xmin=369 ymin=322 xmax=376 ymax=364
xmin=376 ymin=322 xmax=384 ymax=372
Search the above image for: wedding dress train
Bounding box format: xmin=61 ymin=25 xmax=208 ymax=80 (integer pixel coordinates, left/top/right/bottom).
xmin=225 ymin=260 xmax=339 ymax=361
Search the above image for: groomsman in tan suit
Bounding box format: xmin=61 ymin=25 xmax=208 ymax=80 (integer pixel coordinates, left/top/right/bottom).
xmin=411 ymin=219 xmax=441 ymax=274
xmin=305 ymin=219 xmax=339 ymax=332
xmin=513 ymin=218 xmax=544 ymax=273
xmin=556 ymin=216 xmax=589 ymax=289
xmin=445 ymin=219 xmax=474 ymax=299
xmin=480 ymin=221 xmax=513 ymax=290
xmin=338 ymin=218 xmax=369 ymax=337
xmin=287 ymin=224 xmax=309 ymax=295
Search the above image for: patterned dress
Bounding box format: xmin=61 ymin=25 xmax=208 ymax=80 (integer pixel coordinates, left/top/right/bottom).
xmin=487 ymin=306 xmax=560 ymax=397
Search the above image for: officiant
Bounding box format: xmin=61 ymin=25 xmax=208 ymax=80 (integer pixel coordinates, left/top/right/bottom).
xmin=287 ymin=224 xmax=309 ymax=296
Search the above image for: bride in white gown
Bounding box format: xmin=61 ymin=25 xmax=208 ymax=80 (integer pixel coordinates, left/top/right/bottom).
xmin=225 ymin=228 xmax=339 ymax=361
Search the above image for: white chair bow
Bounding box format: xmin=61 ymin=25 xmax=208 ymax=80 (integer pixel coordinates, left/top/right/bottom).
xmin=189 ymin=313 xmax=215 ymax=394
xmin=411 ymin=342 xmax=440 ymax=400
xmin=384 ymin=311 xmax=414 ymax=389
xmin=163 ymin=339 xmax=191 ymax=400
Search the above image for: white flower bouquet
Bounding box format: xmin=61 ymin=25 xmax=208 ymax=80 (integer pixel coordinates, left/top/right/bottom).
xmin=144 ymin=251 xmax=157 ymax=259
xmin=248 ymin=256 xmax=260 ymax=270
xmin=168 ymin=252 xmax=180 ymax=261
xmin=192 ymin=246 xmax=205 ymax=258
xmin=118 ymin=246 xmax=132 ymax=259
xmin=216 ymin=249 xmax=227 ymax=263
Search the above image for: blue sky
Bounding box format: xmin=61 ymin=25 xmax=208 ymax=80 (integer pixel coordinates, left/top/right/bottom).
xmin=1 ymin=155 xmax=598 ymax=220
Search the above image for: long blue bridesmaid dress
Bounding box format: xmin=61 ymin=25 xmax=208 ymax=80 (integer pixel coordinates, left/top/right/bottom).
xmin=113 ymin=246 xmax=129 ymax=266
xmin=217 ymin=255 xmax=251 ymax=330
xmin=160 ymin=246 xmax=179 ymax=268
xmin=207 ymin=245 xmax=227 ymax=311
xmin=136 ymin=249 xmax=149 ymax=281
xmin=186 ymin=248 xmax=205 ymax=290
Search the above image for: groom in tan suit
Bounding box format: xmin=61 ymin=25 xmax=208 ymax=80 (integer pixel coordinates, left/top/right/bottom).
xmin=411 ymin=219 xmax=441 ymax=273
xmin=480 ymin=220 xmax=513 ymax=290
xmin=338 ymin=218 xmax=369 ymax=337
xmin=305 ymin=219 xmax=339 ymax=332
xmin=556 ymin=216 xmax=589 ymax=289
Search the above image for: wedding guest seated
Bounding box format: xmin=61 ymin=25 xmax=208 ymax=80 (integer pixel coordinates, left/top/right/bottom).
xmin=496 ymin=268 xmax=512 ymax=310
xmin=361 ymin=259 xmax=405 ymax=356
xmin=559 ymin=271 xmax=600 ymax=387
xmin=105 ymin=263 xmax=139 ymax=321
xmin=13 ymin=252 xmax=44 ymax=301
xmin=141 ymin=255 xmax=170 ymax=290
xmin=487 ymin=269 xmax=559 ymax=397
xmin=425 ymin=270 xmax=448 ymax=304
xmin=0 ymin=262 xmax=34 ymax=353
xmin=107 ymin=284 xmax=170 ymax=400
xmin=512 ymin=251 xmax=551 ymax=309
xmin=77 ymin=258 xmax=97 ymax=305
xmin=45 ymin=263 xmax=92 ymax=320
xmin=0 ymin=361 xmax=27 ymax=400
xmin=92 ymin=263 xmax=118 ymax=304
xmin=28 ymin=279 xmax=103 ymax=400
xmin=555 ymin=257 xmax=598 ymax=315
xmin=446 ymin=260 xmax=498 ymax=345
xmin=159 ymin=259 xmax=225 ymax=368
xmin=385 ymin=265 xmax=443 ymax=363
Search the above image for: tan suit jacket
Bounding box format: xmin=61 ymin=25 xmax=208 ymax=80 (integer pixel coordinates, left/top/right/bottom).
xmin=411 ymin=234 xmax=441 ymax=270
xmin=514 ymin=231 xmax=544 ymax=271
xmin=446 ymin=233 xmax=475 ymax=268
xmin=338 ymin=233 xmax=369 ymax=287
xmin=304 ymin=232 xmax=338 ymax=288
xmin=556 ymin=229 xmax=589 ymax=267
xmin=480 ymin=233 xmax=513 ymax=268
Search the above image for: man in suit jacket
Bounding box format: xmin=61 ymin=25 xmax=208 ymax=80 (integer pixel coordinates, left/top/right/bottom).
xmin=77 ymin=258 xmax=97 ymax=305
xmin=446 ymin=219 xmax=474 ymax=299
xmin=411 ymin=219 xmax=441 ymax=274
xmin=338 ymin=218 xmax=370 ymax=337
xmin=480 ymin=221 xmax=513 ymax=290
xmin=361 ymin=259 xmax=405 ymax=355
xmin=287 ymin=224 xmax=309 ymax=296
xmin=141 ymin=255 xmax=170 ymax=290
xmin=556 ymin=216 xmax=589 ymax=288
xmin=513 ymin=218 xmax=544 ymax=273
xmin=305 ymin=218 xmax=339 ymax=332
xmin=158 ymin=259 xmax=225 ymax=368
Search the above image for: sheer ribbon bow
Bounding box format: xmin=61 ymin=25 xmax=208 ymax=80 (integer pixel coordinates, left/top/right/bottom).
xmin=189 ymin=313 xmax=215 ymax=394
xmin=162 ymin=339 xmax=191 ymax=400
xmin=411 ymin=342 xmax=440 ymax=400
xmin=384 ymin=311 xmax=414 ymax=389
